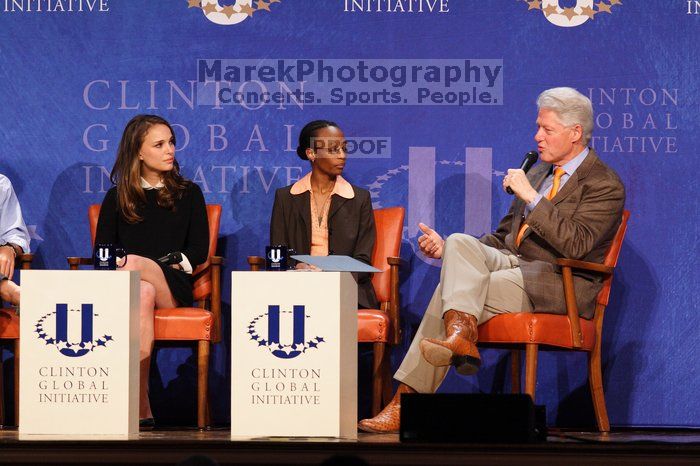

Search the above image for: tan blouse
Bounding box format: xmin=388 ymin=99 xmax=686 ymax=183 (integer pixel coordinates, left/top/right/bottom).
xmin=290 ymin=173 xmax=355 ymax=255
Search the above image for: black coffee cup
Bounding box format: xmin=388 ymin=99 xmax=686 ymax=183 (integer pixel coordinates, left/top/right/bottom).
xmin=265 ymin=245 xmax=289 ymax=271
xmin=94 ymin=244 xmax=128 ymax=270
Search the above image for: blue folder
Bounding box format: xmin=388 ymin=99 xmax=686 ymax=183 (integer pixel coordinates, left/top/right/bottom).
xmin=290 ymin=255 xmax=381 ymax=273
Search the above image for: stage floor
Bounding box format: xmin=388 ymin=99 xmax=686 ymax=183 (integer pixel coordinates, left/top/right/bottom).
xmin=0 ymin=428 xmax=698 ymax=465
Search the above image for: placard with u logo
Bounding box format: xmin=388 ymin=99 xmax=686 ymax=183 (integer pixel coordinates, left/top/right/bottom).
xmin=231 ymin=271 xmax=357 ymax=438
xmin=19 ymin=271 xmax=140 ymax=437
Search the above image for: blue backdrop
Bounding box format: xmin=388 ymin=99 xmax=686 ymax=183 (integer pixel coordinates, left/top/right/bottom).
xmin=0 ymin=0 xmax=697 ymax=427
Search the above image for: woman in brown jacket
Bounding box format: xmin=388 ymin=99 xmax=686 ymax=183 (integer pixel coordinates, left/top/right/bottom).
xmin=270 ymin=120 xmax=379 ymax=309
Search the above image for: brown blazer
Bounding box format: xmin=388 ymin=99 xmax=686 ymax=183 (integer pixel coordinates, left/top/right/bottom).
xmin=270 ymin=184 xmax=380 ymax=310
xmin=479 ymin=149 xmax=625 ymax=319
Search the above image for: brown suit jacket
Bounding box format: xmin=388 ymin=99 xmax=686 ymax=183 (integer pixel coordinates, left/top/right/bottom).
xmin=270 ymin=184 xmax=380 ymax=310
xmin=479 ymin=149 xmax=625 ymax=319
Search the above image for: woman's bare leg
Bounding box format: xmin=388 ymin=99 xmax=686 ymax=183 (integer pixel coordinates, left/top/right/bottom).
xmin=120 ymin=255 xmax=178 ymax=420
xmin=138 ymin=280 xmax=156 ymax=420
xmin=121 ymin=255 xmax=178 ymax=308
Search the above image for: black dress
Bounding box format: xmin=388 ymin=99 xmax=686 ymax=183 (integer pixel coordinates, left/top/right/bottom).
xmin=95 ymin=184 xmax=209 ymax=306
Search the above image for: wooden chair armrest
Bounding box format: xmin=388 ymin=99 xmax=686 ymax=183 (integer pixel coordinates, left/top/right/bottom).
xmin=386 ymin=256 xmax=405 ymax=267
xmin=193 ymin=256 xmax=225 ymax=282
xmin=557 ymin=258 xmax=613 ymax=348
xmin=247 ymin=256 xmax=264 ymax=271
xmin=387 ymin=256 xmax=402 ymax=345
xmin=559 ymin=265 xmax=583 ymax=349
xmin=556 ymin=258 xmax=614 ymax=275
xmin=18 ymin=253 xmax=34 ymax=269
xmin=210 ymin=256 xmax=223 ymax=343
xmin=67 ymin=257 xmax=94 ymax=270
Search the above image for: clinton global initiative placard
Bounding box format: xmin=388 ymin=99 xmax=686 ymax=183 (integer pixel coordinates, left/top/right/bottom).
xmin=231 ymin=272 xmax=357 ymax=437
xmin=20 ymin=271 xmax=139 ymax=436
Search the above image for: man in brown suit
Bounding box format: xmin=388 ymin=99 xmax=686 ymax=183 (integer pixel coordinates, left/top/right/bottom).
xmin=358 ymin=87 xmax=625 ymax=433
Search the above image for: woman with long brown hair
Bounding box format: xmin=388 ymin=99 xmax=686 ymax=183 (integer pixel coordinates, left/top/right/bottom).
xmin=95 ymin=114 xmax=209 ymax=426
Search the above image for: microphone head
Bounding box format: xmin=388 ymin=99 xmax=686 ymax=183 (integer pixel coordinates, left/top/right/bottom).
xmin=522 ymin=151 xmax=539 ymax=172
xmin=507 ymin=151 xmax=541 ymax=195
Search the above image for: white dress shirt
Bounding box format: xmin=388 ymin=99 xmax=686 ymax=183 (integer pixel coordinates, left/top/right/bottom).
xmin=0 ymin=174 xmax=30 ymax=254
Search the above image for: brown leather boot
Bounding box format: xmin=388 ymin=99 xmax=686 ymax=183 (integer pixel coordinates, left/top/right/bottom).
xmin=357 ymin=383 xmax=416 ymax=433
xmin=419 ymin=310 xmax=481 ymax=375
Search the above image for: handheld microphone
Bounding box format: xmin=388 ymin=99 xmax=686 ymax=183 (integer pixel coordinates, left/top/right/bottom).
xmin=157 ymin=251 xmax=183 ymax=265
xmin=506 ymin=151 xmax=539 ymax=195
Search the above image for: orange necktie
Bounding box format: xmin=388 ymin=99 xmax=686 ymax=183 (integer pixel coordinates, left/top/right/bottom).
xmin=515 ymin=167 xmax=566 ymax=247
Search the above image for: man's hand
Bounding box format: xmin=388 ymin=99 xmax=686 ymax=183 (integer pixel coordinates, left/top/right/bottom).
xmin=418 ymin=223 xmax=444 ymax=259
xmin=0 ymin=245 xmax=15 ymax=279
xmin=503 ymin=169 xmax=538 ymax=204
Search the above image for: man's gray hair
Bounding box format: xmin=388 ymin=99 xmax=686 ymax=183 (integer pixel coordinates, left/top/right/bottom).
xmin=537 ymin=87 xmax=594 ymax=145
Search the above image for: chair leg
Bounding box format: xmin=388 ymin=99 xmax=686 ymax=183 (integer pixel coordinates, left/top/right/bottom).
xmin=380 ymin=344 xmax=392 ymax=408
xmin=511 ymin=349 xmax=521 ymax=394
xmin=0 ymin=352 xmax=4 ymax=427
xmin=588 ymin=351 xmax=610 ymax=432
xmin=524 ymin=344 xmax=538 ymax=402
xmin=205 ymin=396 xmax=212 ymax=428
xmin=14 ymin=340 xmax=19 ymax=427
xmin=197 ymin=340 xmax=210 ymax=430
xmin=371 ymin=342 xmax=387 ymax=416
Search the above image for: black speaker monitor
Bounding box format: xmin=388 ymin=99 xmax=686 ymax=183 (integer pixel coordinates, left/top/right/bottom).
xmin=400 ymin=393 xmax=546 ymax=443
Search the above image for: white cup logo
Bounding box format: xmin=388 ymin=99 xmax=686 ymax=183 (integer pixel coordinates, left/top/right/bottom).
xmin=542 ymin=0 xmax=594 ymax=28
xmin=97 ymin=248 xmax=110 ymax=262
xmin=201 ymin=0 xmax=252 ymax=26
xmin=268 ymin=249 xmax=282 ymax=263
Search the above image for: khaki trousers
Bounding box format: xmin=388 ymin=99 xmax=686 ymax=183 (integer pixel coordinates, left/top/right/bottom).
xmin=395 ymin=233 xmax=533 ymax=393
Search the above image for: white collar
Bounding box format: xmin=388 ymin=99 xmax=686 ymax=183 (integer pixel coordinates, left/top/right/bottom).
xmin=140 ymin=177 xmax=164 ymax=190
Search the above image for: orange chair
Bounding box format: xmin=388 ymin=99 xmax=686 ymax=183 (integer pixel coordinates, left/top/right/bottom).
xmin=478 ymin=210 xmax=630 ymax=432
xmin=68 ymin=204 xmax=223 ymax=430
xmin=360 ymin=207 xmax=404 ymax=415
xmin=0 ymin=253 xmax=34 ymax=427
xmin=248 ymin=206 xmax=405 ymax=416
